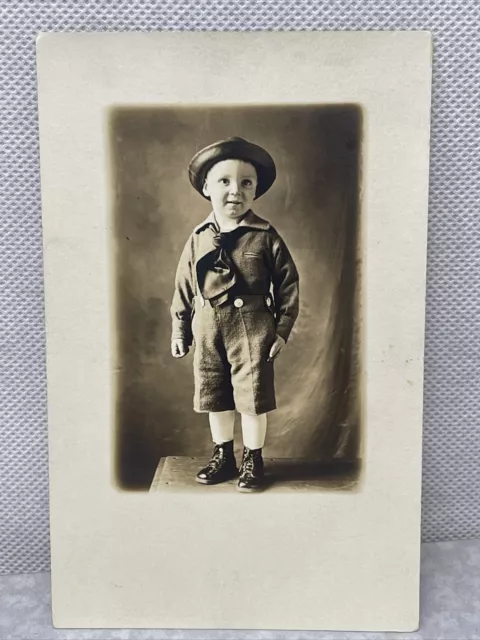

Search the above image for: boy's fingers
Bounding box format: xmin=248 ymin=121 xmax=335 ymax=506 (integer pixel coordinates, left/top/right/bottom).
xmin=175 ymin=341 xmax=189 ymax=358
xmin=172 ymin=341 xmax=183 ymax=357
xmin=268 ymin=340 xmax=283 ymax=361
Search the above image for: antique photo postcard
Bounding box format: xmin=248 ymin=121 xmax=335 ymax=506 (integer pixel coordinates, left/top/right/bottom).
xmin=36 ymin=31 xmax=432 ymax=630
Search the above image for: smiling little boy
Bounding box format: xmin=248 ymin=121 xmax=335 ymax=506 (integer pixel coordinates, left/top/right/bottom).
xmin=170 ymin=136 xmax=299 ymax=492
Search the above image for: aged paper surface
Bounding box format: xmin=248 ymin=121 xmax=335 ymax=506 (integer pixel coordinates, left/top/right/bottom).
xmin=36 ymin=31 xmax=432 ymax=630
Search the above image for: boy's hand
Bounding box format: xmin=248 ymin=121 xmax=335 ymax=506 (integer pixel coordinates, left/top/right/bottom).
xmin=267 ymin=334 xmax=286 ymax=362
xmin=171 ymin=339 xmax=189 ymax=358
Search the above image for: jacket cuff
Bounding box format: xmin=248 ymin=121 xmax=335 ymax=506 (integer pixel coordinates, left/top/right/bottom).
xmin=171 ymin=322 xmax=193 ymax=346
xmin=275 ymin=317 xmax=294 ymax=343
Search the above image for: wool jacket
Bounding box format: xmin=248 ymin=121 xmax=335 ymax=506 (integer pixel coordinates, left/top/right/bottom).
xmin=171 ymin=209 xmax=299 ymax=346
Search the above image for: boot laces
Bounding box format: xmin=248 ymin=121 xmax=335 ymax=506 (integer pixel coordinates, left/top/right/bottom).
xmin=242 ymin=450 xmax=260 ymax=474
xmin=205 ymin=445 xmax=227 ymax=472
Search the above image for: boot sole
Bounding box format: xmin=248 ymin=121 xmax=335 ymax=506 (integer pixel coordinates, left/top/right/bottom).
xmin=195 ymin=471 xmax=239 ymax=485
xmin=237 ymin=483 xmax=263 ymax=493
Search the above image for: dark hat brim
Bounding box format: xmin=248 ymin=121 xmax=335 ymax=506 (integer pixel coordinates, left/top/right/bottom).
xmin=188 ymin=137 xmax=276 ymax=200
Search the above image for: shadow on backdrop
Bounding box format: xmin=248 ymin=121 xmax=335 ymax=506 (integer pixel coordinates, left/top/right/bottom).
xmin=109 ymin=104 xmax=362 ymax=490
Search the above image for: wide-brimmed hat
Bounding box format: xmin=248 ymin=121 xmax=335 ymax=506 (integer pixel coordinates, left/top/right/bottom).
xmin=188 ymin=136 xmax=276 ymax=200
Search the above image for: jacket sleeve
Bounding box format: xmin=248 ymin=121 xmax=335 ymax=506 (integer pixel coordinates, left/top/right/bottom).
xmin=170 ymin=235 xmax=196 ymax=346
xmin=271 ymin=232 xmax=300 ymax=343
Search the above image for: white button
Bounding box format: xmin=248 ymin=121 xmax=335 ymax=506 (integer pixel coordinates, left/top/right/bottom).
xmin=266 ymin=298 xmax=272 ymax=307
xmin=234 ymin=298 xmax=244 ymax=308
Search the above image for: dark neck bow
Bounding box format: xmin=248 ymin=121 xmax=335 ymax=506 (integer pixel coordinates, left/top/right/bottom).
xmin=196 ymin=225 xmax=239 ymax=306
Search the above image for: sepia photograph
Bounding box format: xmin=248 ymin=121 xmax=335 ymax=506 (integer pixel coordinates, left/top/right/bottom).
xmin=37 ymin=31 xmax=431 ymax=630
xmin=110 ymin=104 xmax=362 ymax=493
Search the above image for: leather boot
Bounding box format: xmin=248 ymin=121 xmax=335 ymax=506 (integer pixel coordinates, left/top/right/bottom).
xmin=196 ymin=440 xmax=239 ymax=485
xmin=237 ymin=447 xmax=264 ymax=492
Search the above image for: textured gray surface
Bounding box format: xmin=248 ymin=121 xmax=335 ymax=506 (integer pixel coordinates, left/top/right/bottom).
xmin=1 ymin=1 xmax=480 ymax=574
xmin=1 ymin=539 xmax=479 ymax=638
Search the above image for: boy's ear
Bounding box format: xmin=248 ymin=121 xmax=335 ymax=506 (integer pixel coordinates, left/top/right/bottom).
xmin=202 ymin=180 xmax=209 ymax=197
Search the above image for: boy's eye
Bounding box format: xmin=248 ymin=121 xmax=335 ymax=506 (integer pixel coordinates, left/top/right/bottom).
xmin=242 ymin=180 xmax=252 ymax=187
xmin=220 ymin=178 xmax=229 ymax=184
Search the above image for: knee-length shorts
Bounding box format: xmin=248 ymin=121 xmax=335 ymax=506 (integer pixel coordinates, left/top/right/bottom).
xmin=192 ymin=294 xmax=277 ymax=415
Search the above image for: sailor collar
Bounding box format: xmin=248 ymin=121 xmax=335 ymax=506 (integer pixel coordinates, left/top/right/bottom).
xmin=193 ymin=209 xmax=271 ymax=234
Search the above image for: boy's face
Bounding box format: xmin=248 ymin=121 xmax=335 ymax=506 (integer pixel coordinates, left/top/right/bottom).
xmin=202 ymin=159 xmax=258 ymax=220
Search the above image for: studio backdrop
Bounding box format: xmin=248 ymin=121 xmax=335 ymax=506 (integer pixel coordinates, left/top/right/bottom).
xmin=110 ymin=104 xmax=362 ymax=490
